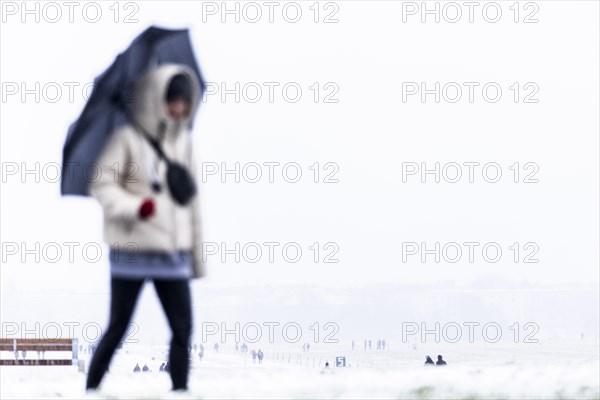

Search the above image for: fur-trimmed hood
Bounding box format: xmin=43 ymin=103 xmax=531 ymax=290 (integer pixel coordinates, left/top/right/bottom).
xmin=131 ymin=63 xmax=201 ymax=142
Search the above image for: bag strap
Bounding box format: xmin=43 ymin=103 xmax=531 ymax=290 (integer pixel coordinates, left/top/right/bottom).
xmin=139 ymin=129 xmax=171 ymax=164
xmin=138 ymin=124 xmax=193 ymax=170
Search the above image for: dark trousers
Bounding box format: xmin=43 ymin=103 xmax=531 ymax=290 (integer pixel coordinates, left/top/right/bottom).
xmin=86 ymin=278 xmax=192 ymax=390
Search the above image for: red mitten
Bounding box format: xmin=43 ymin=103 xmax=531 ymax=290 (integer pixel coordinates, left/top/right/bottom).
xmin=139 ymin=198 xmax=155 ymax=219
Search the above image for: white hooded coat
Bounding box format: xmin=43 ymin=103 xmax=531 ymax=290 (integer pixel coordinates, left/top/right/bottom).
xmin=90 ymin=63 xmax=205 ymax=278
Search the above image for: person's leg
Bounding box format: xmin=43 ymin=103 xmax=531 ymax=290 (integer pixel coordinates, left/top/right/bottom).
xmin=153 ymin=279 xmax=192 ymax=390
xmin=86 ymin=278 xmax=145 ymax=389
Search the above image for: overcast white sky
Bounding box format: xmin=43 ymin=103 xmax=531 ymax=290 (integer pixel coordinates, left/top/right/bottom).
xmin=1 ymin=1 xmax=598 ymax=298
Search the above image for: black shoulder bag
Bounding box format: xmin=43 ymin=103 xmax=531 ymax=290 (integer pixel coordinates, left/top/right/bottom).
xmin=141 ymin=132 xmax=197 ymax=206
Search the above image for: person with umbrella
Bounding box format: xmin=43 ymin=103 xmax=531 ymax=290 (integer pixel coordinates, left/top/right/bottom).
xmin=84 ymin=64 xmax=204 ymax=392
xmin=63 ymin=27 xmax=208 ymax=394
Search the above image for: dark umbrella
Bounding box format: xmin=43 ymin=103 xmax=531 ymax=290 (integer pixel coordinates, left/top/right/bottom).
xmin=60 ymin=26 xmax=206 ymax=196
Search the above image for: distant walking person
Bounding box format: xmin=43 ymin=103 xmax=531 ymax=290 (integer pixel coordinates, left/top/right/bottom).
xmin=436 ymin=355 xmax=447 ymax=366
xmin=257 ymin=350 xmax=264 ymax=364
xmin=424 ymin=356 xmax=435 ymax=366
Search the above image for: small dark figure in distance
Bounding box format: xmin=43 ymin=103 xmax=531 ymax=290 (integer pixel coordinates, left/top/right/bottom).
xmin=133 ymin=363 xmax=141 ymax=373
xmin=424 ymin=356 xmax=435 ymax=366
xmin=436 ymin=355 xmax=447 ymax=366
xmin=257 ymin=350 xmax=264 ymax=364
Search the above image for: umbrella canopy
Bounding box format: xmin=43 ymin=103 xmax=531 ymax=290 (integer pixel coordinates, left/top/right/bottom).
xmin=61 ymin=26 xmax=206 ymax=196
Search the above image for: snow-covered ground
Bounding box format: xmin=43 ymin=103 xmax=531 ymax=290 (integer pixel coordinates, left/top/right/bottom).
xmin=2 ymin=340 xmax=599 ymax=399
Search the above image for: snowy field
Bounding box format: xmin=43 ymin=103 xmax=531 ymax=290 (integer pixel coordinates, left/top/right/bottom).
xmin=1 ymin=340 xmax=599 ymax=399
